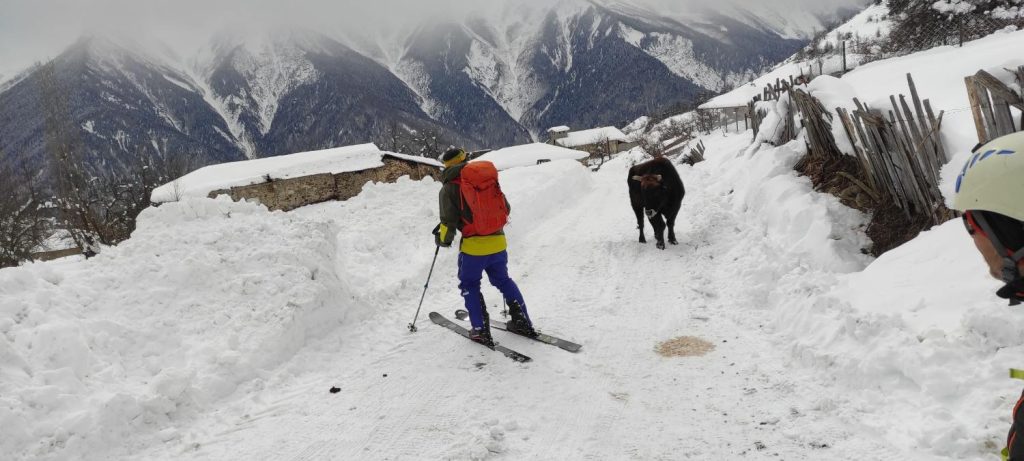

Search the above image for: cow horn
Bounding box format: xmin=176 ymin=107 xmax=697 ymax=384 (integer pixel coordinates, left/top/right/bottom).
xmin=631 ymin=175 xmax=643 ymax=181
xmin=654 ymin=174 xmax=663 ymax=182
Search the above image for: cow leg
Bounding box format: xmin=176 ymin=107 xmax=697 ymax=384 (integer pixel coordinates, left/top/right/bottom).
xmin=633 ymin=206 xmax=646 ymax=243
xmin=650 ymin=214 xmax=666 ymax=250
xmin=666 ymin=210 xmax=679 ymax=245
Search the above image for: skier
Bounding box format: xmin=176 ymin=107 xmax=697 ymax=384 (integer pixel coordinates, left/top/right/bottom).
xmin=435 ymin=147 xmax=537 ymax=347
xmin=952 ymin=131 xmax=1024 ymax=460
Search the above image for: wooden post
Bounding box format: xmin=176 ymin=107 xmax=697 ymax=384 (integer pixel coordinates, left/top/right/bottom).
xmin=924 ymin=102 xmax=947 ymax=163
xmin=958 ymin=15 xmax=964 ymax=48
xmin=842 ymin=40 xmax=847 ymax=74
xmin=975 ymin=79 xmax=999 ymax=141
xmin=965 ymin=76 xmax=988 ymax=143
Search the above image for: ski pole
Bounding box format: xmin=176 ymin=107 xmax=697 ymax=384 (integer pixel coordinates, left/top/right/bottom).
xmin=408 ymin=245 xmax=441 ymax=332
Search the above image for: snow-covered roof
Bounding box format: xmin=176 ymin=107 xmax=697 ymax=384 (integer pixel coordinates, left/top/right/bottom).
xmin=547 ymin=125 xmax=570 ymax=133
xmin=475 ymin=142 xmax=588 ymax=170
xmin=554 ymin=127 xmax=628 ymax=148
xmin=151 ymin=144 xmax=440 ymax=203
xmin=381 ymin=152 xmax=443 ymax=168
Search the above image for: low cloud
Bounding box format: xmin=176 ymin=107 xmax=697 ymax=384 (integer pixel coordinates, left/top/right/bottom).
xmin=0 ymin=0 xmax=870 ymax=78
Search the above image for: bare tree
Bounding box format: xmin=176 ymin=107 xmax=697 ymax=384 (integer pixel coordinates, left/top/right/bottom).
xmin=694 ymin=110 xmax=716 ymax=134
xmin=38 ymin=60 xmax=104 ymax=255
xmin=635 ymin=133 xmax=666 ymax=158
xmin=0 ymin=161 xmax=49 ymax=268
xmin=405 ymin=127 xmax=447 ymax=158
xmin=585 ymin=135 xmax=617 ymax=170
xmin=37 ymin=61 xmax=198 ymax=250
xmin=379 ymin=120 xmax=406 ymax=152
xmin=662 ymin=118 xmax=695 ymax=143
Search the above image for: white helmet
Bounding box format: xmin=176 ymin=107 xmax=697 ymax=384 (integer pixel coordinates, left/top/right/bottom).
xmin=953 ymin=131 xmax=1024 ymax=221
xmin=954 ymin=131 xmax=1024 ymax=304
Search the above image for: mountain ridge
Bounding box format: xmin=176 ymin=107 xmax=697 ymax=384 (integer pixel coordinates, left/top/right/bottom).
xmin=0 ymin=1 xmax=869 ymax=186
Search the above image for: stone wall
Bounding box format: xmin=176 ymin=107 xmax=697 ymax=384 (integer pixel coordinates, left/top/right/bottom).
xmin=208 ymin=155 xmax=440 ymax=211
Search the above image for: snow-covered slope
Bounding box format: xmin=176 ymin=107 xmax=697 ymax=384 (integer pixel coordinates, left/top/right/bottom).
xmin=700 ymin=2 xmax=893 ymax=109
xmin=338 ymin=0 xmax=810 ymax=136
xmin=6 ymin=39 xmax=1022 ymax=456
xmin=1 ymin=145 xmax=911 ymax=459
xmin=813 ymin=2 xmax=892 ymax=50
xmin=0 ymin=35 xmax=246 ymax=177
xmin=694 ymin=26 xmax=1024 ymax=458
xmin=601 ymin=0 xmax=870 ymax=40
xmin=195 ymin=30 xmax=325 ymax=158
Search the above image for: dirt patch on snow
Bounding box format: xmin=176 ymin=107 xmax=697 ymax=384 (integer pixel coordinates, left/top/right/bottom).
xmin=656 ymin=336 xmax=716 ymax=357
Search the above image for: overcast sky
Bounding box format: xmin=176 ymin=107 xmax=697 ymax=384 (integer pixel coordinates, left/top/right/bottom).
xmin=0 ymin=0 xmax=868 ymax=79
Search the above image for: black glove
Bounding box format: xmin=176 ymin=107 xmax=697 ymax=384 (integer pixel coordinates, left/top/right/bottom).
xmin=433 ymin=224 xmax=451 ymax=248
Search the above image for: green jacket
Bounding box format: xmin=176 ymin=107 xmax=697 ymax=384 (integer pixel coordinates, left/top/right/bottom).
xmin=438 ymin=162 xmax=510 ymax=256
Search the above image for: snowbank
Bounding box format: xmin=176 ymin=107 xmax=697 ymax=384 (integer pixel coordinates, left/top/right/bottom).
xmin=702 ymin=131 xmax=872 ymax=273
xmin=698 ymin=27 xmax=1024 ymax=457
xmin=693 ymin=121 xmax=1018 ymax=455
xmin=476 ymin=143 xmax=589 ymax=170
xmin=0 ymin=153 xmax=595 ymax=460
xmin=774 ymin=219 xmax=1024 ymax=457
xmin=0 ymin=196 xmax=358 ymax=459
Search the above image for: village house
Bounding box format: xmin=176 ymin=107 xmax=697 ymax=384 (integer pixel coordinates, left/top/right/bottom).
xmin=546 ymin=126 xmax=635 ymax=157
xmin=474 ymin=142 xmax=589 ymax=170
xmin=151 ymin=144 xmax=441 ymax=211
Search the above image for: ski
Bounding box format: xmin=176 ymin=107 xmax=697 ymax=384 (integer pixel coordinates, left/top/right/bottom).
xmin=454 ymin=309 xmax=582 ymax=353
xmin=429 ymin=312 xmax=532 ymax=363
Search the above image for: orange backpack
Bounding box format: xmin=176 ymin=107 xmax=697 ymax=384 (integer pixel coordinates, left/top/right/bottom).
xmin=456 ymin=161 xmax=509 ymax=237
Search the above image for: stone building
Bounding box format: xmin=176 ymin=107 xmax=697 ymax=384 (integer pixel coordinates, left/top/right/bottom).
xmin=546 ymin=126 xmax=635 ymax=157
xmin=152 ymin=144 xmax=442 ymax=212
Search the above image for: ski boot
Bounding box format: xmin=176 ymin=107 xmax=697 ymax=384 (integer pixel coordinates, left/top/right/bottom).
xmin=469 ymin=326 xmax=494 ymax=348
xmin=469 ymin=292 xmax=495 ymax=346
xmin=505 ymin=300 xmax=538 ymax=338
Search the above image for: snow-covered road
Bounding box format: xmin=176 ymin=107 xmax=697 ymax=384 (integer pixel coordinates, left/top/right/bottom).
xmin=129 ymin=146 xmax=917 ymax=460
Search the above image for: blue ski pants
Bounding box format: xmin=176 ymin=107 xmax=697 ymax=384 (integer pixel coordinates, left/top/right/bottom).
xmin=458 ymin=251 xmax=528 ymax=330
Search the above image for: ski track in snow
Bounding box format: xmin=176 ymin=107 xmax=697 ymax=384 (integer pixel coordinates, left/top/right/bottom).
xmin=132 ymin=152 xmax=920 ymax=460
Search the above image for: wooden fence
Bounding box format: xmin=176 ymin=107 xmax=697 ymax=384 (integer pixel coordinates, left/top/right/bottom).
xmin=748 ymin=101 xmax=768 ymax=137
xmin=965 ymin=67 xmax=1024 ymax=144
xmin=682 ymin=140 xmax=706 ymax=166
xmin=752 ymin=76 xmax=808 ymax=103
xmin=834 ymin=74 xmax=947 ymax=224
xmin=790 ymin=89 xmax=843 ymax=163
xmin=740 ymin=67 xmax=1023 ymax=242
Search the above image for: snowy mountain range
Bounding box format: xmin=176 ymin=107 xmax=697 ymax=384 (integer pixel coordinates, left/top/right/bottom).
xmin=0 ymin=0 xmax=867 ymax=180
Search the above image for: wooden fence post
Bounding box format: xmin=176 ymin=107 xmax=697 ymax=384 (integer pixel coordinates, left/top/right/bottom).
xmin=965 ymin=76 xmax=988 ymax=143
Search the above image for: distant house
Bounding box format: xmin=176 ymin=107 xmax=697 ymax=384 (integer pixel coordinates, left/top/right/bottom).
xmin=475 ymin=143 xmax=589 ymax=170
xmin=151 ymin=144 xmax=441 ymax=211
xmin=546 ymin=126 xmax=635 ymax=157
